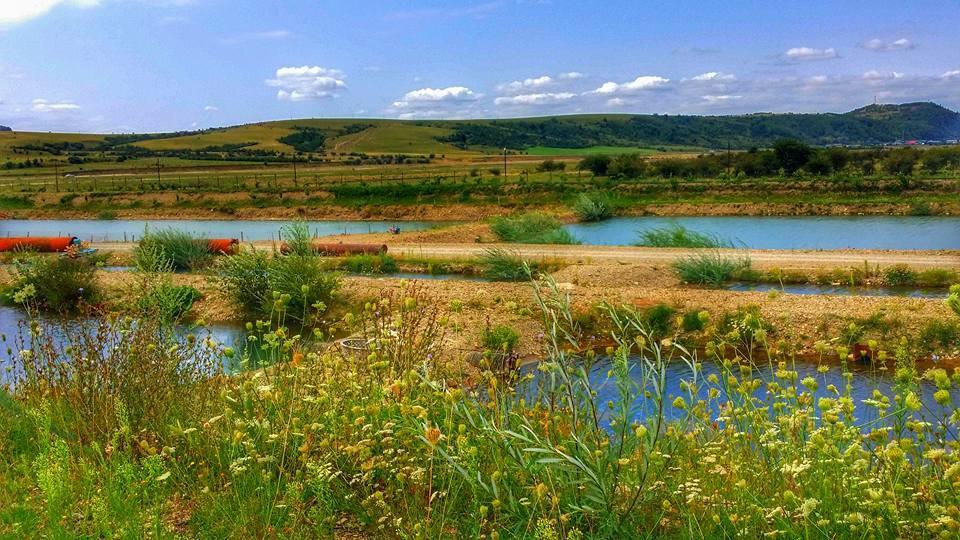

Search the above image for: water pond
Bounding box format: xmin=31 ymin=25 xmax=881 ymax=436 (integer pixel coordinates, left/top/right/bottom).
xmin=725 ymin=282 xmax=949 ymax=299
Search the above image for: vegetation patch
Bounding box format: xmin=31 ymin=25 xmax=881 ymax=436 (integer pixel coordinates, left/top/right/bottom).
xmin=135 ymin=229 xmax=211 ymax=272
xmin=636 ymin=224 xmax=733 ymax=248
xmin=673 ymin=250 xmax=752 ymax=286
xmin=571 ymin=193 xmax=613 ymax=222
xmin=490 ymin=212 xmax=579 ymax=244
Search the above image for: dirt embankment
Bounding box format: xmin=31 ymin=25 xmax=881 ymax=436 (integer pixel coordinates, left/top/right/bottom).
xmin=8 ymin=198 xmax=959 ymax=221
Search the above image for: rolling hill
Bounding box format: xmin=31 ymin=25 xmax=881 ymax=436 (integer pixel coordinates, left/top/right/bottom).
xmin=2 ymin=102 xmax=958 ymax=163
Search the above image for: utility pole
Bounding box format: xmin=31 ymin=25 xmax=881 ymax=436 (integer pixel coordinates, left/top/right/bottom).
xmin=293 ymin=155 xmax=298 ymax=185
xmin=155 ymin=157 xmax=161 ymax=184
xmin=502 ymin=147 xmax=507 ymax=177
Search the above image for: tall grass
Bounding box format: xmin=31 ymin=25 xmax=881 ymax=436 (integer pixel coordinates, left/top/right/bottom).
xmin=635 ymin=223 xmax=733 ymax=248
xmin=490 ymin=212 xmax=579 ymax=244
xmin=478 ymin=247 xmax=538 ymax=281
xmin=135 ymin=228 xmax=210 ymax=272
xmin=571 ymin=193 xmax=613 ymax=222
xmin=3 ymin=253 xmax=100 ymax=312
xmin=279 ymin=220 xmax=313 ymax=257
xmin=673 ymin=249 xmax=751 ymax=285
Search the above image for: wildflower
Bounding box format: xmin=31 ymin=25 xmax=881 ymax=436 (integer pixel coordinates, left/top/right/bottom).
xmin=935 ymin=389 xmax=951 ymax=406
xmin=673 ymin=396 xmax=687 ymax=410
xmin=800 ymin=498 xmax=819 ymax=517
xmin=905 ymin=391 xmax=922 ymax=412
xmin=533 ymin=482 xmax=548 ymax=500
xmin=424 ymin=426 xmax=441 ymax=446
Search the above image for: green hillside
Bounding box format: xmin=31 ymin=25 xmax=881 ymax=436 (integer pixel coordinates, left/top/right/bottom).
xmin=2 ymin=102 xmax=957 ymax=166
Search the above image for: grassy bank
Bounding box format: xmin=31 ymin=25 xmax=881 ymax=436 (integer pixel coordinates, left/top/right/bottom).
xmin=1 ymin=280 xmax=960 ymax=537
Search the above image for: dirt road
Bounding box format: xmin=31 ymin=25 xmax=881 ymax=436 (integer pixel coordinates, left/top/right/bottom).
xmin=89 ymin=240 xmax=959 ymax=269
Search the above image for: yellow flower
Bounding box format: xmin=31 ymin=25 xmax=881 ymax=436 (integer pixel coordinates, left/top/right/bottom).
xmin=424 ymin=426 xmax=441 ymax=446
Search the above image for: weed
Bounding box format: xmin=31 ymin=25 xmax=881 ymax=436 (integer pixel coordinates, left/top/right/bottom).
xmin=135 ymin=229 xmax=210 ymax=272
xmin=884 ymin=264 xmax=917 ymax=286
xmin=340 ymin=254 xmax=398 ymax=274
xmin=673 ymin=250 xmax=751 ymax=286
xmin=5 ymin=253 xmax=100 ymax=312
xmin=482 ymin=324 xmax=520 ymax=353
xmin=635 ymin=224 xmax=732 ymax=248
xmin=478 ymin=248 xmax=537 ymax=281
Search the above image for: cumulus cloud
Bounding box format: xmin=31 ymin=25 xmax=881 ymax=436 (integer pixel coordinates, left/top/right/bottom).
xmin=783 ymin=47 xmax=838 ymax=62
xmin=862 ymin=70 xmax=905 ymax=81
xmin=497 ymin=75 xmax=553 ymax=94
xmin=389 ymin=86 xmax=481 ymax=119
xmin=31 ymin=98 xmax=80 ymax=112
xmin=591 ymin=75 xmax=670 ymax=95
xmin=863 ymin=38 xmax=916 ymax=52
xmin=941 ymin=70 xmax=960 ymax=80
xmin=494 ymin=92 xmax=576 ymax=106
xmin=203 ymin=105 xmax=219 ymax=111
xmin=265 ymin=66 xmax=346 ymax=101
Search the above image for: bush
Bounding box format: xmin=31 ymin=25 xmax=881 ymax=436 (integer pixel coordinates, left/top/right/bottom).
xmin=215 ymin=250 xmax=340 ymax=323
xmin=482 ymin=324 xmax=520 ymax=352
xmin=490 ymin=213 xmax=579 ymax=244
xmin=571 ymin=193 xmax=612 ymax=222
xmin=673 ymin=250 xmax=751 ymax=286
xmin=137 ymin=281 xmax=202 ymax=322
xmin=917 ymin=269 xmax=959 ymax=288
xmin=884 ymin=264 xmax=917 ymax=286
xmin=535 ymin=159 xmax=566 ymax=172
xmin=643 ymin=304 xmax=675 ymax=338
xmin=5 ymin=254 xmax=99 ymax=312
xmin=919 ymin=320 xmax=960 ymax=351
xmin=478 ymin=248 xmax=537 ymax=281
xmin=577 ymin=154 xmax=611 ymax=176
xmin=341 ymin=254 xmax=398 ymax=275
xmin=635 ymin=224 xmax=732 ymax=248
xmin=681 ymin=309 xmax=708 ymax=332
xmin=135 ymin=228 xmax=210 ymax=272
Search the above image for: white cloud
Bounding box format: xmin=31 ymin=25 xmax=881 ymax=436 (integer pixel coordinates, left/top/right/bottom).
xmin=203 ymin=105 xmax=218 ymax=111
xmin=701 ymin=94 xmax=742 ymax=104
xmin=0 ymin=0 xmax=101 ymax=25
xmin=591 ymin=75 xmax=670 ymax=95
xmin=265 ymin=66 xmax=346 ymax=101
xmin=494 ymin=92 xmax=576 ymax=106
xmin=941 ymin=70 xmax=960 ymax=80
xmin=783 ymin=47 xmax=838 ymax=61
xmin=389 ymin=86 xmax=481 ymax=119
xmin=497 ymin=75 xmax=553 ymax=93
xmin=863 ymin=38 xmax=916 ymax=52
xmin=558 ymin=71 xmax=583 ymax=80
xmin=31 ymin=98 xmax=80 ymax=112
xmin=606 ymin=98 xmax=626 ymax=107
xmin=393 ymin=86 xmax=479 ymax=107
xmin=690 ymin=71 xmax=736 ymax=82
xmin=862 ymin=70 xmax=905 ymax=80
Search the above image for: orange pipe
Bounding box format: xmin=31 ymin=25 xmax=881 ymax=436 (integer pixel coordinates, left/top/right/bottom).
xmin=279 ymin=241 xmax=387 ymax=256
xmin=0 ymin=237 xmax=77 ymax=253
xmin=206 ymin=238 xmax=239 ymax=254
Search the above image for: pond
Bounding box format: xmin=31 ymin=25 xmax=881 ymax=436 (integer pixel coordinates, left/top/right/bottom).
xmin=725 ymin=282 xmax=949 ymax=299
xmin=565 ymin=216 xmax=960 ymax=250
xmin=521 ymin=354 xmax=959 ymax=432
xmin=0 ymin=219 xmax=448 ymax=242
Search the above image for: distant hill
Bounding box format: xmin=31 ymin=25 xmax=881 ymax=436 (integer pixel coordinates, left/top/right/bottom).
xmin=2 ymin=103 xmax=958 ymax=160
xmin=436 ymin=102 xmax=960 ymax=150
xmin=0 ymin=125 xmax=11 ymax=132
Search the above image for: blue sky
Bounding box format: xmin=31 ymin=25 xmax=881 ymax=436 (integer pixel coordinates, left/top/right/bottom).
xmin=1 ymin=0 xmax=958 ymax=132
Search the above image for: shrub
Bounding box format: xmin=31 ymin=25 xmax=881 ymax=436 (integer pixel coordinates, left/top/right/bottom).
xmin=673 ymin=250 xmax=751 ymax=286
xmin=884 ymin=264 xmax=917 ymax=287
xmin=908 ymin=201 xmax=933 ymax=216
xmin=137 ymin=281 xmax=202 ymax=323
xmin=482 ymin=324 xmax=520 ymax=352
xmin=490 ymin=213 xmax=579 ymax=244
xmin=135 ymin=228 xmax=210 ymax=272
xmin=536 ymin=159 xmax=566 ymax=172
xmin=577 ymin=154 xmax=611 ymax=176
xmin=215 ymin=250 xmax=340 ymax=323
xmin=635 ymin=224 xmax=732 ymax=248
xmin=6 ymin=254 xmax=99 ymax=312
xmin=916 ymin=269 xmax=958 ymax=288
xmin=643 ymin=304 xmax=675 ymax=338
xmin=571 ymin=193 xmax=612 ymax=222
xmin=681 ymin=309 xmax=708 ymax=332
xmin=919 ymin=320 xmax=960 ymax=351
xmin=478 ymin=248 xmax=537 ymax=281
xmin=341 ymin=254 xmax=398 ymax=275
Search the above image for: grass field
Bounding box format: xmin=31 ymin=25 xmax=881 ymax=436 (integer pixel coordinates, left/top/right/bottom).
xmin=525 ymin=145 xmax=658 ymax=156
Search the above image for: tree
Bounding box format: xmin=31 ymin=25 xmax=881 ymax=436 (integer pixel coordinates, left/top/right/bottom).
xmin=577 ymin=155 xmax=611 ymax=176
xmin=772 ymin=139 xmax=813 ymax=175
xmin=883 ymin=148 xmax=919 ymax=176
xmin=608 ymin=153 xmax=646 ymax=178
